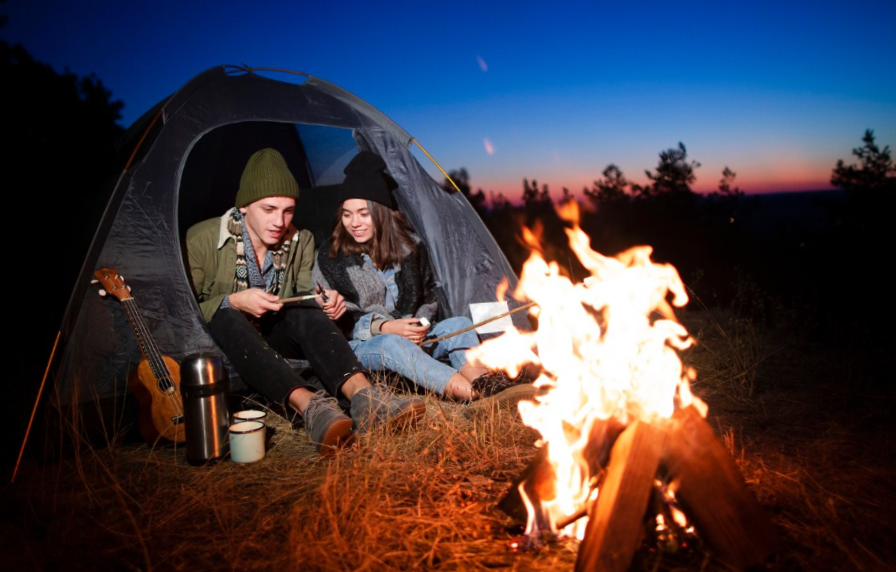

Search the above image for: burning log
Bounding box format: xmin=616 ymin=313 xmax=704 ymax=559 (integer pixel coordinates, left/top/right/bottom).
xmin=475 ymin=205 xmax=782 ymax=568
xmin=574 ymin=419 xmax=666 ymax=572
xmin=497 ymin=417 xmax=625 ymax=526
xmin=660 ymin=405 xmax=783 ymax=569
xmin=500 ymin=407 xmax=782 ymax=570
xmin=497 ymin=446 xmax=555 ymax=528
xmin=570 ymin=406 xmax=781 ymax=570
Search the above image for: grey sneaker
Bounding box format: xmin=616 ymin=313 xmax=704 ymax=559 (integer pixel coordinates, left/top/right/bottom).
xmin=350 ymin=386 xmax=426 ymax=434
xmin=302 ymin=390 xmax=354 ymax=456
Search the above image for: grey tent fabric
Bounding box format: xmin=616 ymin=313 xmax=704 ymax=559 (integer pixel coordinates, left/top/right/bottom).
xmin=54 ymin=65 xmax=530 ymax=417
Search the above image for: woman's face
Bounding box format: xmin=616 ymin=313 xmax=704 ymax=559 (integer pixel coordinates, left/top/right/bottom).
xmin=341 ymin=198 xmax=374 ymax=244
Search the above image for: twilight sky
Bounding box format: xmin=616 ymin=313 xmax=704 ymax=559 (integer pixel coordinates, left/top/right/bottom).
xmin=4 ymin=0 xmax=895 ymax=197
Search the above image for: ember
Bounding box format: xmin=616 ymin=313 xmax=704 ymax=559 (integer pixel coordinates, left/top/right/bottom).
xmin=469 ymin=202 xmax=781 ymax=571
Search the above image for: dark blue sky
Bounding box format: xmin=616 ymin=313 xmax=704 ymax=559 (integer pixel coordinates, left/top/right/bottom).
xmin=4 ymin=0 xmax=895 ymax=196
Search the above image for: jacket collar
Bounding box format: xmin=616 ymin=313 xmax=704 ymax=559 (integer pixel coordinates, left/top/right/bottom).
xmin=216 ymin=208 xmax=237 ymax=250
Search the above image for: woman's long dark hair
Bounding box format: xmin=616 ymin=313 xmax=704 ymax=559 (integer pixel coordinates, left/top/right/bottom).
xmin=329 ymin=200 xmax=417 ymax=268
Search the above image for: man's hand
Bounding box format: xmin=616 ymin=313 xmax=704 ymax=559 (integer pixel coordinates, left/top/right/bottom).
xmin=316 ymin=285 xmax=346 ymax=320
xmin=228 ymin=288 xmax=282 ymax=318
xmin=381 ymin=318 xmax=429 ymax=343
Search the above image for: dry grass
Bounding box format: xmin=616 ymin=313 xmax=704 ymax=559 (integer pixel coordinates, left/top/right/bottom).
xmin=3 ymin=308 xmax=895 ymax=572
xmin=681 ymin=308 xmax=896 ymax=572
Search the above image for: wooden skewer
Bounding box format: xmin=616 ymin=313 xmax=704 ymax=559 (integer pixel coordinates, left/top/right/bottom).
xmin=278 ymin=293 xmax=322 ymax=304
xmin=418 ymin=301 xmax=537 ymax=346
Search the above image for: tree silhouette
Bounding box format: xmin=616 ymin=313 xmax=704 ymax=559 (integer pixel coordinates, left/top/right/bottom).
xmin=558 ymin=187 xmax=575 ymax=205
xmin=805 ymin=129 xmax=896 ymax=353
xmin=3 ymin=36 xmax=126 ymax=468
xmin=636 ymin=142 xmax=700 ymax=198
xmin=827 ymin=129 xmax=895 ymax=233
xmin=489 ymin=190 xmax=510 ymax=211
xmin=830 ymin=129 xmax=895 ymax=196
xmin=704 ymin=167 xmax=750 ymax=223
xmin=584 ymin=163 xmax=632 ymax=205
xmin=2 ymin=40 xmax=125 ymax=211
xmin=3 ymin=39 xmax=124 ymax=293
xmin=716 ymin=167 xmax=742 ymax=197
xmin=521 ymin=178 xmax=553 ymax=208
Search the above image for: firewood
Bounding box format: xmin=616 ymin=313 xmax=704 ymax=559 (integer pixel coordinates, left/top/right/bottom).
xmin=496 ymin=445 xmax=556 ymax=526
xmin=497 ymin=418 xmax=625 ymax=525
xmin=575 ymin=419 xmax=667 ymax=572
xmin=661 ymin=405 xmax=783 ymax=569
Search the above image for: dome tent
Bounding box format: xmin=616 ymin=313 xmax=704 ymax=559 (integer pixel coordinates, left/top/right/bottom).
xmin=51 ymin=65 xmax=530 ymax=437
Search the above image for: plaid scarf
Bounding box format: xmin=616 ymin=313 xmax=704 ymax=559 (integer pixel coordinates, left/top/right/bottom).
xmin=226 ymin=208 xmax=294 ymax=296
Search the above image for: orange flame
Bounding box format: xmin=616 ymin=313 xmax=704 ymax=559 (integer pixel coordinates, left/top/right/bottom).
xmin=468 ymin=204 xmax=705 ymax=539
xmin=496 ymin=277 xmax=509 ymax=302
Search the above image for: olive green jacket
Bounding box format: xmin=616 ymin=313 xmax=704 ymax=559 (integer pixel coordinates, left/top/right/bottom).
xmin=186 ymin=209 xmax=315 ymax=323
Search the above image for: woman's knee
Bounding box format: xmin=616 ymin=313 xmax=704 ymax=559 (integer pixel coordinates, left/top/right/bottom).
xmin=357 ymin=335 xmax=424 ymax=370
xmin=377 ymin=333 xmax=419 ymax=353
xmin=439 ymin=316 xmax=473 ymax=331
xmin=433 ymin=317 xmax=479 ymax=351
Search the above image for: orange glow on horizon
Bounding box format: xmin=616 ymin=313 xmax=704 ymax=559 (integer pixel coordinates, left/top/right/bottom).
xmin=471 ymin=173 xmax=834 ymax=204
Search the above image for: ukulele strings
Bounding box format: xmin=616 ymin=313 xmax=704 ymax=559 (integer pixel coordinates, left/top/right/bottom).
xmin=122 ymin=298 xmax=184 ymax=432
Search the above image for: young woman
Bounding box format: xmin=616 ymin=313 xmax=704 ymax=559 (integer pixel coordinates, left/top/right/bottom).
xmin=313 ymin=151 xmax=532 ymax=403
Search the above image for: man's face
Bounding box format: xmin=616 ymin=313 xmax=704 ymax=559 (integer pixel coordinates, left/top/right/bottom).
xmin=239 ymin=196 xmax=296 ymax=249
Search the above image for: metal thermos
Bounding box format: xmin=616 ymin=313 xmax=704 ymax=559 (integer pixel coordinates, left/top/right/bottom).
xmin=180 ymin=352 xmax=231 ymax=465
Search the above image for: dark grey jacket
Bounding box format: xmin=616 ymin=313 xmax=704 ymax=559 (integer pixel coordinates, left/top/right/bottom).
xmin=313 ymin=237 xmax=438 ymax=340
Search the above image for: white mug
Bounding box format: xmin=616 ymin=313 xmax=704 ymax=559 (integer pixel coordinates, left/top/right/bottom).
xmin=233 ymin=409 xmax=267 ymax=424
xmin=228 ymin=421 xmax=266 ymax=463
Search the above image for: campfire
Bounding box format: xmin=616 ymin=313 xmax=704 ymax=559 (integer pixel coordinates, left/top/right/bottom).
xmin=469 ymin=202 xmax=782 ymax=571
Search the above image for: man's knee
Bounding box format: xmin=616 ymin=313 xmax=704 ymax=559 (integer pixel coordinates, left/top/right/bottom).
xmin=208 ymin=307 xmax=252 ymax=336
xmin=282 ymin=306 xmax=345 ymax=344
xmin=283 ymin=304 xmax=324 ymax=325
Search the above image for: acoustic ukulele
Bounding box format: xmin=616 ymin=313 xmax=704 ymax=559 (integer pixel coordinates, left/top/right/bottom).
xmin=94 ymin=268 xmax=186 ymax=444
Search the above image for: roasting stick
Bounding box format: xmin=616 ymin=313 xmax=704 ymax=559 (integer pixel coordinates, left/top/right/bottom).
xmin=418 ymin=301 xmax=537 ymax=346
xmin=278 ymin=293 xmax=322 ymax=304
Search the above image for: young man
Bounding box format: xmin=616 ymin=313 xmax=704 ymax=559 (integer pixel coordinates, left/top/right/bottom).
xmin=186 ymin=148 xmax=424 ymax=455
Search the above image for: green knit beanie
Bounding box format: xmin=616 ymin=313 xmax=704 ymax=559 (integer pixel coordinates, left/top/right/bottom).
xmin=235 ymin=148 xmax=300 ymax=208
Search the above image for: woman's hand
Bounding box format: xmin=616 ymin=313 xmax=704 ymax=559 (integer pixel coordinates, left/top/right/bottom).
xmin=381 ymin=318 xmax=429 ymax=343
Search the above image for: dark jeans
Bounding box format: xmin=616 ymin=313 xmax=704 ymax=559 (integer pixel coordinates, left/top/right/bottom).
xmin=207 ymin=300 xmax=365 ymax=410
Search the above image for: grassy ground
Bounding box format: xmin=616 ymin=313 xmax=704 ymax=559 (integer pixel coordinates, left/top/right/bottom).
xmin=2 ymin=306 xmax=895 ymax=572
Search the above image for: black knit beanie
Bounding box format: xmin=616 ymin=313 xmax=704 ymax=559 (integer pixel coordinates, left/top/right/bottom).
xmin=337 ymin=151 xmax=398 ymax=209
xmin=235 ymin=148 xmax=300 ymax=208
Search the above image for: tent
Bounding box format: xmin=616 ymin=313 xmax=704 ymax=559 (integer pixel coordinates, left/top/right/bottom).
xmin=51 ymin=65 xmax=530 ymax=430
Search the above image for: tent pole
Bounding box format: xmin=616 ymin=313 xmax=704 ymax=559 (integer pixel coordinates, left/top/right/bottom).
xmin=11 ymin=330 xmax=61 ymax=483
xmin=411 ymin=138 xmax=461 ymax=193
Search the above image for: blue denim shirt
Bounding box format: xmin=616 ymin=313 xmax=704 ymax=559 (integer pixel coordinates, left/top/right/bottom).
xmin=351 ymin=254 xmax=401 ymax=340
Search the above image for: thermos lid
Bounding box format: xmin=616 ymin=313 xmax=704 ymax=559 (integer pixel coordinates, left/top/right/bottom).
xmin=180 ymin=352 xmax=229 ymax=392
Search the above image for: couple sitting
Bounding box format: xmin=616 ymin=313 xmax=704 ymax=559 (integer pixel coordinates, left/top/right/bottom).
xmin=186 ymin=148 xmax=533 ymax=455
